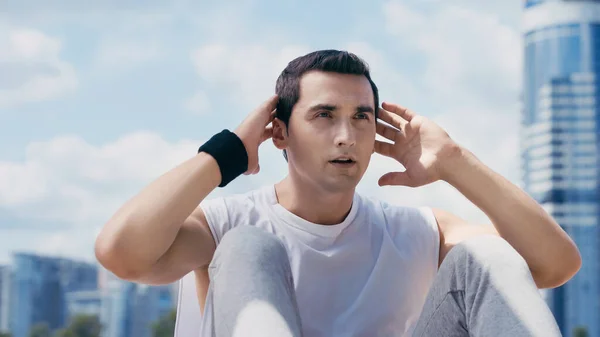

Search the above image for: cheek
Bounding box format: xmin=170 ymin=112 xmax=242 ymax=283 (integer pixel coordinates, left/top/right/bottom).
xmin=293 ymin=124 xmax=327 ymax=145
xmin=288 ymin=130 xmax=325 ymax=161
xmin=359 ymin=126 xmax=377 ymax=147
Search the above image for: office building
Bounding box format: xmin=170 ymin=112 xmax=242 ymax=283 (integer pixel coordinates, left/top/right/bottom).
xmin=99 ymin=268 xmax=137 ymax=337
xmin=98 ymin=266 xmax=176 ymax=337
xmin=131 ymin=285 xmax=174 ymax=337
xmin=10 ymin=253 xmax=97 ymax=337
xmin=522 ymin=1 xmax=600 ymax=335
xmin=65 ymin=290 xmax=102 ymax=322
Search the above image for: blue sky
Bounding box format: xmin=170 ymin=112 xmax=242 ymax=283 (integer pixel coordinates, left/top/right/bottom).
xmin=0 ymin=0 xmax=523 ymax=264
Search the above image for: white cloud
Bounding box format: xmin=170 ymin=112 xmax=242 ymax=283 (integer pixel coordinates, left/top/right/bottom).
xmin=189 ymin=44 xmax=310 ymax=108
xmin=187 ymin=41 xmax=417 ymax=115
xmin=0 ymin=132 xmax=200 ymax=226
xmin=0 ymin=131 xmax=281 ymax=262
xmin=384 ymin=1 xmax=522 ymax=182
xmin=0 ymin=160 xmax=48 ymax=206
xmin=367 ymin=1 xmax=525 ymax=223
xmin=0 ymin=26 xmax=78 ymax=108
xmin=344 ymin=41 xmax=419 ymax=104
xmin=383 ymin=1 xmax=522 ymax=109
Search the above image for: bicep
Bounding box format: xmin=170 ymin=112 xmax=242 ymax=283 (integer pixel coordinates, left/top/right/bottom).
xmin=432 ymin=208 xmax=499 ymax=268
xmin=136 ymin=206 xmax=217 ymax=285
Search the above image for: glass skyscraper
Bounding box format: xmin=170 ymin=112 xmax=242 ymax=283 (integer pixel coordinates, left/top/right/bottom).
xmin=10 ymin=253 xmax=97 ymax=337
xmin=98 ymin=267 xmax=175 ymax=337
xmin=522 ymin=1 xmax=600 ymax=336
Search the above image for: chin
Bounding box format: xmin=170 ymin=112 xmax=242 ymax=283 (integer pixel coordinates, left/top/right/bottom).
xmin=320 ymin=177 xmax=360 ymax=194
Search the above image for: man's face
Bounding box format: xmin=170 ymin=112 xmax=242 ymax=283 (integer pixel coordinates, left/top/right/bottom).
xmin=280 ymin=70 xmax=377 ymax=193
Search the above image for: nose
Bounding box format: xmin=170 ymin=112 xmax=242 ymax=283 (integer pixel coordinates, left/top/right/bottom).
xmin=334 ymin=121 xmax=356 ymax=148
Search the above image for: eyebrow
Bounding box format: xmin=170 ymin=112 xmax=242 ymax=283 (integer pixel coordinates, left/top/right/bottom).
xmin=307 ymin=104 xmax=375 ymax=114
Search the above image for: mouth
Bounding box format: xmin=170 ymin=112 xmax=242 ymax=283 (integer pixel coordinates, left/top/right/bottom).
xmin=329 ymin=157 xmax=357 ymax=167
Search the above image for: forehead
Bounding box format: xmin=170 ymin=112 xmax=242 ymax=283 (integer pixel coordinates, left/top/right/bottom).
xmin=295 ymin=70 xmax=374 ymax=110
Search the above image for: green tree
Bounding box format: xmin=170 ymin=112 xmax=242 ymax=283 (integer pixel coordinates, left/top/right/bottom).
xmin=53 ymin=315 xmax=101 ymax=337
xmin=152 ymin=309 xmax=177 ymax=337
xmin=29 ymin=323 xmax=51 ymax=337
xmin=0 ymin=332 xmax=12 ymax=337
xmin=573 ymin=326 xmax=589 ymax=337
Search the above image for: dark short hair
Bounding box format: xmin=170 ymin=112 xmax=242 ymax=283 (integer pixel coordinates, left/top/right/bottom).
xmin=275 ymin=49 xmax=380 ymax=160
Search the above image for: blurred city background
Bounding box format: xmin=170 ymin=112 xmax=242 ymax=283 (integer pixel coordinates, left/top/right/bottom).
xmin=0 ymin=255 xmax=177 ymax=337
xmin=1 ymin=0 xmax=599 ymax=336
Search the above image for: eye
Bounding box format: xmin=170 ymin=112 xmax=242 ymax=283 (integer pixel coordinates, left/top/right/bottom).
xmin=317 ymin=111 xmax=332 ymax=118
xmin=355 ymin=112 xmax=370 ymax=120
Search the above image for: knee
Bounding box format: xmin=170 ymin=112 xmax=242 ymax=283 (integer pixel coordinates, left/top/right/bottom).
xmin=446 ymin=235 xmax=528 ymax=272
xmin=214 ymin=225 xmax=289 ymax=268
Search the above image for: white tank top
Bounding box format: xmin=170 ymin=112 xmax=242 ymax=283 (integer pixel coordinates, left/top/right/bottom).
xmin=198 ymin=185 xmax=440 ymax=337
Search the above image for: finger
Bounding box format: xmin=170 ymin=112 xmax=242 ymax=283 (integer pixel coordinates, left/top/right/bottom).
xmin=257 ymin=95 xmax=279 ymax=115
xmin=374 ymin=140 xmax=394 ymax=158
xmin=376 ymin=121 xmax=401 ymax=142
xmin=378 ymin=171 xmax=415 ymax=187
xmin=253 ymin=164 xmax=260 ymax=174
xmin=261 ymin=126 xmax=274 ymax=143
xmin=377 ymin=107 xmax=408 ymax=130
xmin=382 ymin=102 xmax=416 ymax=121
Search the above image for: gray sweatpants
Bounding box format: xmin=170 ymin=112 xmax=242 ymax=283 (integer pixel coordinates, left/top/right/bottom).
xmin=207 ymin=226 xmax=562 ymax=337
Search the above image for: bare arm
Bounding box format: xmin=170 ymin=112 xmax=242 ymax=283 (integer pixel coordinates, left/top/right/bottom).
xmin=94 ymin=95 xmax=278 ymax=285
xmin=374 ymin=102 xmax=581 ymax=289
xmin=95 ymin=153 xmax=221 ymax=284
xmin=439 ymin=147 xmax=581 ymax=289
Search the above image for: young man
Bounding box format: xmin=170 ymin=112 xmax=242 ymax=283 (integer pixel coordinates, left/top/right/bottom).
xmin=95 ymin=50 xmax=581 ymax=336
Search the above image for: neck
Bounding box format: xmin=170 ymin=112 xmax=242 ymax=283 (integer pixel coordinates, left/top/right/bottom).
xmin=274 ymin=176 xmax=355 ymax=226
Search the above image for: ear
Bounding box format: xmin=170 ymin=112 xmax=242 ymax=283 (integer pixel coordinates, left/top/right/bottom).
xmin=271 ymin=118 xmax=289 ymax=150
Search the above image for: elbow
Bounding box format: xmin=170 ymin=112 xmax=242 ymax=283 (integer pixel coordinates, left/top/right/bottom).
xmin=536 ymin=244 xmax=582 ymax=289
xmin=561 ymin=244 xmax=583 ymax=284
xmin=94 ymin=232 xmax=142 ymax=281
xmin=558 ymin=240 xmax=583 ymax=285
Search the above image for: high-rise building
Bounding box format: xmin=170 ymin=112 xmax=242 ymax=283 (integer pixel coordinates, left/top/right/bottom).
xmin=522 ymin=1 xmax=600 ymax=336
xmin=99 ymin=268 xmax=137 ymax=337
xmin=65 ymin=290 xmax=102 ymax=321
xmin=98 ymin=266 xmax=176 ymax=337
xmin=0 ymin=266 xmax=11 ymax=334
xmin=10 ymin=253 xmax=98 ymax=337
xmin=131 ymin=285 xmax=175 ymax=337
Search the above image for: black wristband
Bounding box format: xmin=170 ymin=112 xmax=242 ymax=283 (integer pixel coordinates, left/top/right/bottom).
xmin=198 ymin=129 xmax=249 ymax=187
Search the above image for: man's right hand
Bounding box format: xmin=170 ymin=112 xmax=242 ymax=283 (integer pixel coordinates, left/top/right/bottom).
xmin=234 ymin=95 xmax=279 ymax=175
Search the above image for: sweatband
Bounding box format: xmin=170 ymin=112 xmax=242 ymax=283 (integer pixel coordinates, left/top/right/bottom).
xmin=198 ymin=129 xmax=248 ymax=187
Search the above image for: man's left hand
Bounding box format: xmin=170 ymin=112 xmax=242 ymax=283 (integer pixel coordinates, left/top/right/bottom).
xmin=374 ymin=102 xmax=461 ymax=187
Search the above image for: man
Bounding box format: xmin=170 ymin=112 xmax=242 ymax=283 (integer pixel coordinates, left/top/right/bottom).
xmin=95 ymin=50 xmax=581 ymax=336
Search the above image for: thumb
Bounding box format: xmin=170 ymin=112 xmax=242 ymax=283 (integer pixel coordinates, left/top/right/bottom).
xmin=378 ymin=171 xmax=413 ymax=187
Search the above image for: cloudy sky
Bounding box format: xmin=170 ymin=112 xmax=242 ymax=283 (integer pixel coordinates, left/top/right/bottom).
xmin=0 ymin=0 xmax=524 ymax=265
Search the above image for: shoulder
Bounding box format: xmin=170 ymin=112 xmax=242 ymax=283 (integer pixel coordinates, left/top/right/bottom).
xmin=201 ymin=185 xmax=272 ymax=212
xmin=199 ymin=185 xmax=274 ymax=244
xmin=357 ymin=194 xmax=437 ymax=233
